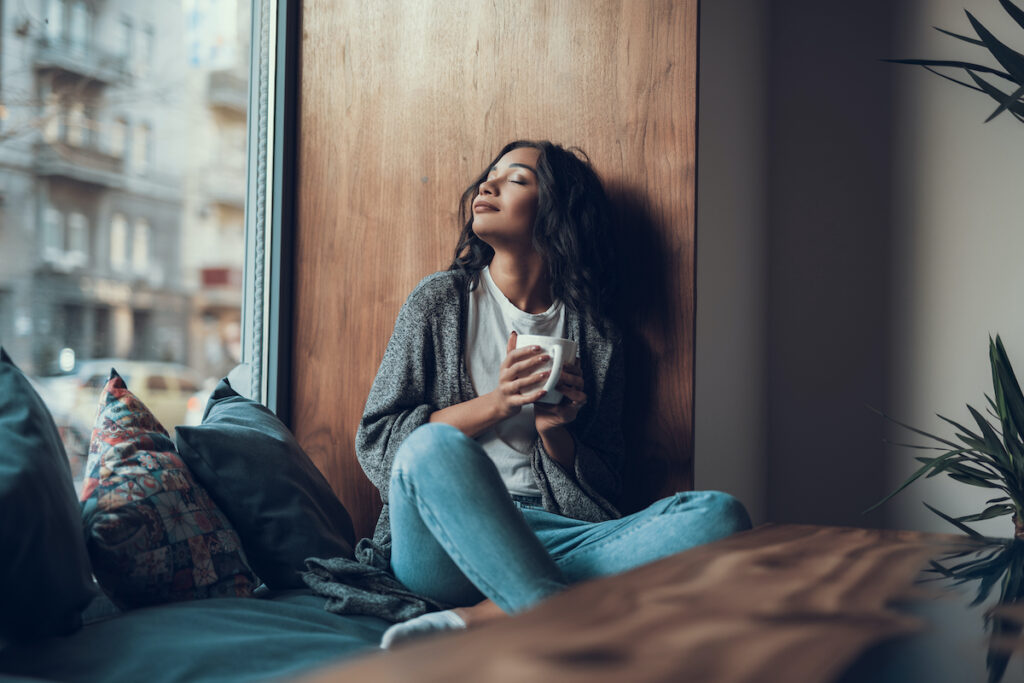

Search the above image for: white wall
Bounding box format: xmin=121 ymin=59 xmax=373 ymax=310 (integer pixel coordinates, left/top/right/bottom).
xmin=697 ymin=0 xmax=1024 ymax=537
xmin=888 ymin=0 xmax=1024 ymax=536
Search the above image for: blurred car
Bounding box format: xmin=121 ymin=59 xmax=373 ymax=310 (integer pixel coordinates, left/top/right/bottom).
xmin=183 ymin=378 xmax=219 ymax=426
xmin=42 ymin=359 xmax=204 ymax=464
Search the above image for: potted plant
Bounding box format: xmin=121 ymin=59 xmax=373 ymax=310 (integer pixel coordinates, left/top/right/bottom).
xmin=867 ymin=336 xmax=1024 ymax=538
xmin=868 ymin=1 xmax=1024 ymax=536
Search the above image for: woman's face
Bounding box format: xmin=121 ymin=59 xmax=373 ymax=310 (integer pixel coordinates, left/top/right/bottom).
xmin=470 ymin=146 xmax=541 ymax=248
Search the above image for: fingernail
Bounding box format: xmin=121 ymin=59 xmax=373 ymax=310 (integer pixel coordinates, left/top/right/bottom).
xmin=532 ymin=346 xmax=541 ymax=351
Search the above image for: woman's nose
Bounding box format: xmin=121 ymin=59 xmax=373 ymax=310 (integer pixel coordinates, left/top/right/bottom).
xmin=479 ymin=178 xmax=497 ymax=195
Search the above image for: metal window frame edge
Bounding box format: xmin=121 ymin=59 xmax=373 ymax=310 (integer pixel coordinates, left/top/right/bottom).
xmin=239 ymin=0 xmax=297 ymax=423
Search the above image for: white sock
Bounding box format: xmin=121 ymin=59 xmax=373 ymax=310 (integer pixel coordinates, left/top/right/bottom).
xmin=379 ymin=610 xmax=467 ymax=649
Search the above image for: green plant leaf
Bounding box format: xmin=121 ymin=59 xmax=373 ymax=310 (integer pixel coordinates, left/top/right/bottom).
xmin=863 ymin=449 xmax=966 ymax=513
xmin=936 ymin=413 xmax=988 ymax=449
xmin=882 ymin=58 xmax=1014 ymax=82
xmin=966 ymin=70 xmax=1024 ymax=117
xmin=993 ymin=336 xmax=1024 ymax=440
xmin=922 ymin=65 xmax=987 ymax=93
xmin=987 ymin=496 xmax=1012 ymax=504
xmin=933 ymin=25 xmax=987 ymax=46
xmin=949 ymin=472 xmax=1000 ymax=488
xmin=869 ymin=405 xmax=968 ymax=451
xmin=965 ymin=10 xmax=1024 ymax=84
xmin=924 ymin=502 xmax=987 ymax=539
xmin=958 ymin=504 xmax=1016 ymax=523
xmin=999 ymin=0 xmax=1024 ymax=33
xmin=985 ymin=82 xmax=1024 ymax=122
xmin=947 ymin=462 xmax=1000 ymax=481
xmin=967 ymin=405 xmax=1012 ymax=468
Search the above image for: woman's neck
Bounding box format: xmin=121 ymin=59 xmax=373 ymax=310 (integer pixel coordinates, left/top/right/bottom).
xmin=488 ymin=253 xmax=553 ymax=314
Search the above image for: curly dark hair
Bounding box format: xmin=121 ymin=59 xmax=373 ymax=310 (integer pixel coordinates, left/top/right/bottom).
xmin=449 ymin=140 xmax=616 ymax=333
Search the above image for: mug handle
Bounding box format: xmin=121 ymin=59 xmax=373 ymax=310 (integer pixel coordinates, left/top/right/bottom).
xmin=541 ymin=344 xmax=564 ymax=395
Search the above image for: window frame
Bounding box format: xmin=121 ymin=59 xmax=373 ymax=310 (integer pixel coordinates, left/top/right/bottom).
xmin=237 ymin=0 xmax=297 ymax=421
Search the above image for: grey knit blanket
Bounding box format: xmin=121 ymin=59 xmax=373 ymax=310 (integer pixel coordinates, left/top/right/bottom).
xmin=302 ymin=538 xmax=452 ymax=623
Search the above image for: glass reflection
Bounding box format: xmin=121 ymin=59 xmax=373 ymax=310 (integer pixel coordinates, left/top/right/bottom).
xmin=924 ymin=539 xmax=1024 ymax=683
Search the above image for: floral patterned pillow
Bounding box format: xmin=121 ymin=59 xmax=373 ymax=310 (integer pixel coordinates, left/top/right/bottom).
xmin=80 ymin=369 xmax=256 ymax=609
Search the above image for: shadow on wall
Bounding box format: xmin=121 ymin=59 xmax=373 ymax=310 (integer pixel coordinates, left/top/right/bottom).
xmin=605 ymin=182 xmax=681 ymax=515
xmin=764 ymin=0 xmax=901 ymax=527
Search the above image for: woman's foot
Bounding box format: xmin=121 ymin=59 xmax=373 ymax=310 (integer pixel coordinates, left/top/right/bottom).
xmin=379 ymin=610 xmax=466 ymax=649
xmin=379 ymin=599 xmax=508 ymax=649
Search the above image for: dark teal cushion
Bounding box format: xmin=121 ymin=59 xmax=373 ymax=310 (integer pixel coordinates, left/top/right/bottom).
xmin=174 ymin=379 xmax=355 ymax=589
xmin=0 ymin=348 xmax=96 ymax=640
xmin=0 ymin=591 xmax=387 ymax=683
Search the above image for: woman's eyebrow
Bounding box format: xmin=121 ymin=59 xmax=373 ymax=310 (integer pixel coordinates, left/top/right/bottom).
xmin=488 ymin=162 xmax=538 ymax=177
xmin=508 ymin=163 xmax=537 ymax=175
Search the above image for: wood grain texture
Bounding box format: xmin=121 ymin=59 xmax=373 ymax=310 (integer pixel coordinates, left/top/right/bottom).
xmin=297 ymin=524 xmax=971 ymax=683
xmin=294 ymin=0 xmax=698 ymax=538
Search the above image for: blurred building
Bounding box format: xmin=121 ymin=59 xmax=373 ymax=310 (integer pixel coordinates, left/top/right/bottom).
xmin=181 ymin=0 xmax=249 ymax=382
xmin=0 ymin=0 xmax=248 ymax=380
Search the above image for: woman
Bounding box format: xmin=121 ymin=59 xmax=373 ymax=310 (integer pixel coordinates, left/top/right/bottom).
xmin=355 ymin=140 xmax=751 ymax=648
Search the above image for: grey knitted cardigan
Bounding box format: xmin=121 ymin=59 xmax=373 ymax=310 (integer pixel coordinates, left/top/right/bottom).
xmin=359 ymin=269 xmax=626 ymax=546
xmin=302 ymin=269 xmax=625 ymax=621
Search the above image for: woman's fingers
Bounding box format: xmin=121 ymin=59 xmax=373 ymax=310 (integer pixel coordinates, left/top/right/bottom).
xmin=501 ymin=344 xmax=545 ymax=370
xmin=511 ymin=371 xmax=549 ymax=394
xmin=508 ymin=388 xmax=547 ymax=406
xmin=506 ymin=353 xmax=550 ymax=379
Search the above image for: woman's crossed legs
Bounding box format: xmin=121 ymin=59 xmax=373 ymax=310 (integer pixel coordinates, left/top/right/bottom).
xmin=384 ymin=423 xmax=751 ymax=644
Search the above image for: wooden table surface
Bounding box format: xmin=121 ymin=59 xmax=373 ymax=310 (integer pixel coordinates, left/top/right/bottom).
xmin=297 ymin=523 xmax=976 ymax=683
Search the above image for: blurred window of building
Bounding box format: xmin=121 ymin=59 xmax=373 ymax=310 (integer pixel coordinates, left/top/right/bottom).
xmin=135 ymin=24 xmax=154 ymax=78
xmin=109 ymin=117 xmax=127 ymax=157
xmin=42 ymin=207 xmax=64 ymax=262
xmin=67 ymin=212 xmax=89 ymax=267
xmin=118 ymin=15 xmax=132 ymax=59
xmin=132 ymin=219 xmax=150 ymax=272
xmin=66 ymin=102 xmax=85 ymax=146
xmin=110 ymin=213 xmax=128 ymax=269
xmin=43 ymin=93 xmax=61 ymax=143
xmin=46 ymin=0 xmax=65 ymax=40
xmin=132 ymin=123 xmax=150 ymax=174
xmin=70 ymin=1 xmax=92 ymax=50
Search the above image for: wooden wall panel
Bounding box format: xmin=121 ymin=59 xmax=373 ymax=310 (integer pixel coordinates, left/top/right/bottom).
xmin=294 ymin=0 xmax=698 ymax=539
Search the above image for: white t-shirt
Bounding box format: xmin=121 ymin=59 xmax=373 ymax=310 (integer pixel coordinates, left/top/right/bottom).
xmin=466 ymin=266 xmax=566 ymax=496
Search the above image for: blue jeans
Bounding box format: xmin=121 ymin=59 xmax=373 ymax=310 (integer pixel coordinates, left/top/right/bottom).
xmin=389 ymin=423 xmax=752 ymax=614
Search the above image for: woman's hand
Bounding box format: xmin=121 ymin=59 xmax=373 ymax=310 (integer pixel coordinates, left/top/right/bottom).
xmin=490 ymin=331 xmax=552 ymax=420
xmin=534 ymin=358 xmax=586 ymax=434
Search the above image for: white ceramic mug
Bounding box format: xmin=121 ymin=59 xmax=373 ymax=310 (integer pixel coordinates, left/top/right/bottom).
xmin=514 ymin=334 xmax=578 ymax=405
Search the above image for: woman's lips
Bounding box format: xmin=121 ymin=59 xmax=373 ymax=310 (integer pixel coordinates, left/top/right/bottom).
xmin=473 ymin=200 xmax=498 ymax=212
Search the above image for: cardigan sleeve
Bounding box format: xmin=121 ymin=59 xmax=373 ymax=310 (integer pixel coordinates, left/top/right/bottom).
xmin=532 ymin=331 xmax=625 ymax=521
xmin=355 ymin=285 xmax=438 ymax=505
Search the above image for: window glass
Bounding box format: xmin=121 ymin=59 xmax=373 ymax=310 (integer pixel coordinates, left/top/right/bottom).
xmin=43 ymin=93 xmax=61 ymax=143
xmin=46 ymin=0 xmax=64 ymax=41
xmin=109 ymin=117 xmax=127 ymax=157
xmin=70 ymin=1 xmax=90 ymax=50
xmin=67 ymin=212 xmax=89 ymax=265
xmin=118 ymin=16 xmax=132 ymax=59
xmin=2 ymin=0 xmax=253 ymax=492
xmin=132 ymin=123 xmax=149 ymax=174
xmin=66 ymin=102 xmax=85 ymax=146
xmin=43 ymin=208 xmax=63 ymax=261
xmin=110 ymin=213 xmax=127 ymax=268
xmin=132 ymin=219 xmax=149 ymax=271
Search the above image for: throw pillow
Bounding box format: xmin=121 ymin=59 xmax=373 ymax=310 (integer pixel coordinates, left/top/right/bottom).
xmin=174 ymin=378 xmax=355 ymax=589
xmin=0 ymin=348 xmax=97 ymax=640
xmin=80 ymin=370 xmax=256 ymax=608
